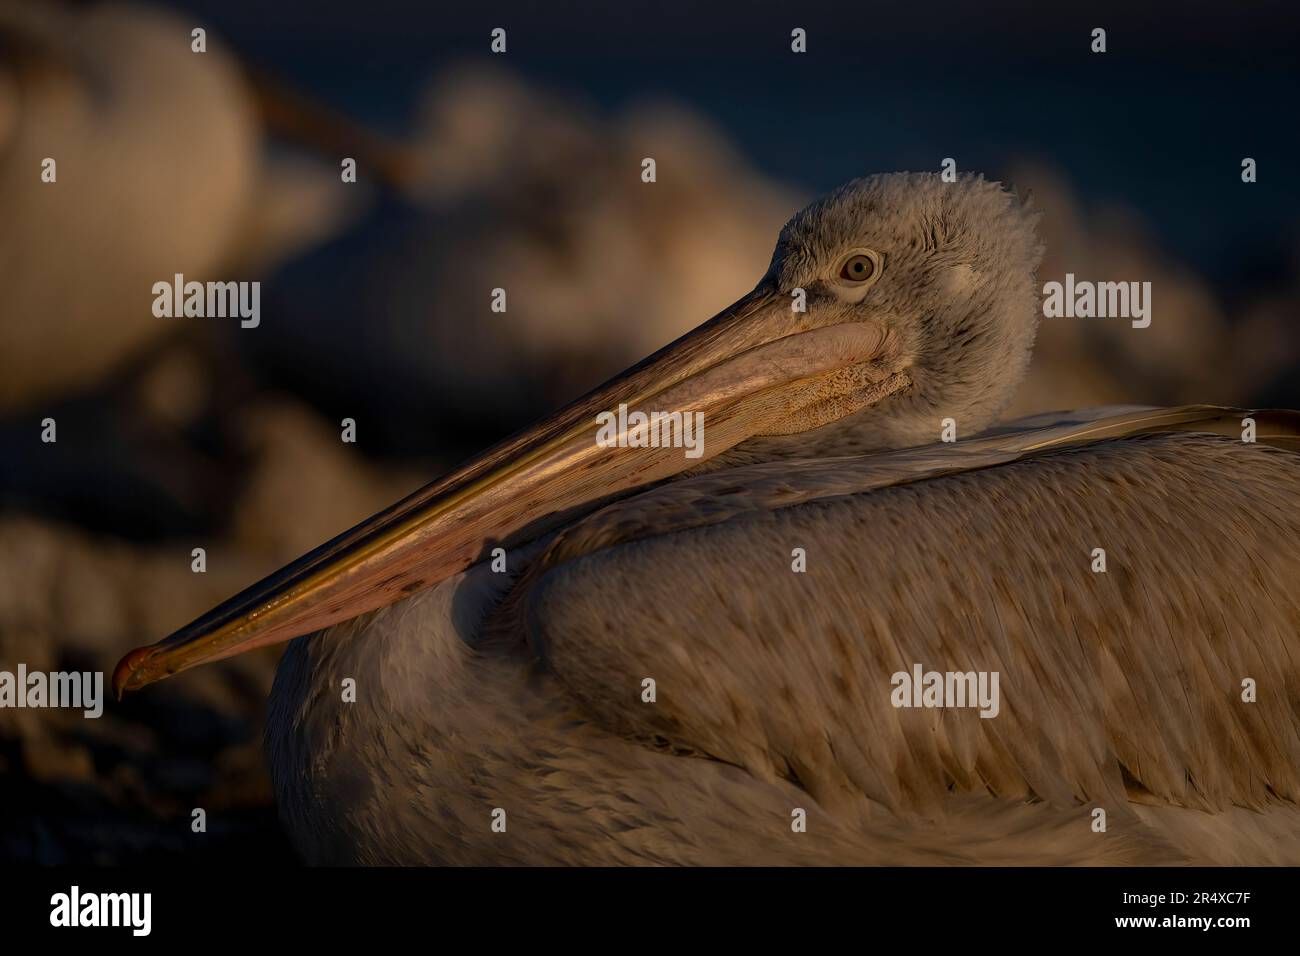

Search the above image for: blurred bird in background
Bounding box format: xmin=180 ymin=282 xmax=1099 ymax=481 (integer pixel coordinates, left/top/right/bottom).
xmin=117 ymin=172 xmax=1300 ymax=865
xmin=1 ymin=0 xmax=1297 ymax=862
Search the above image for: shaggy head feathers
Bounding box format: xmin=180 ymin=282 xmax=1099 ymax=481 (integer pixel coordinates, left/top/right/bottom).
xmin=762 ymin=172 xmax=1044 ymax=453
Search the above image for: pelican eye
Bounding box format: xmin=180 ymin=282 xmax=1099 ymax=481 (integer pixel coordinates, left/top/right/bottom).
xmin=837 ymin=252 xmax=878 ymax=283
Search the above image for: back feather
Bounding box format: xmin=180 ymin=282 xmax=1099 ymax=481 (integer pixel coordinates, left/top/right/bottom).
xmin=492 ymin=407 xmax=1300 ymax=860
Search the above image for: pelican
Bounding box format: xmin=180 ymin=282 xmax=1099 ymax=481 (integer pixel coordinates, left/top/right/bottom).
xmin=0 ymin=0 xmax=413 ymax=411
xmin=115 ymin=172 xmax=1300 ymax=865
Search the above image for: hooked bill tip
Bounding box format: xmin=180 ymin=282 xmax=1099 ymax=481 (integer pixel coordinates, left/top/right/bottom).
xmin=111 ymin=646 xmax=156 ymax=700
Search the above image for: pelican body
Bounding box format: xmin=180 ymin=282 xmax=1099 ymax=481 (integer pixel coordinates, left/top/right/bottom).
xmin=116 ymin=173 xmax=1300 ymax=865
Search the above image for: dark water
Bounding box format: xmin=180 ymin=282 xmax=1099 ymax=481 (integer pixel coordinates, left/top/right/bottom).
xmin=166 ymin=0 xmax=1300 ymax=293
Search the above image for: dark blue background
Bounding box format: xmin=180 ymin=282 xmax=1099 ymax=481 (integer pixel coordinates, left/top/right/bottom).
xmin=164 ymin=0 xmax=1300 ymax=299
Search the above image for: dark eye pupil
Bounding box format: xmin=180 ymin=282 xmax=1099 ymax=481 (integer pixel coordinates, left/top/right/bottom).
xmin=842 ymin=255 xmax=874 ymax=280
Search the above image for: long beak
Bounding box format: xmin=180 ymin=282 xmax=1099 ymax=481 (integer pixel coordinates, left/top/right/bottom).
xmin=113 ymin=282 xmax=908 ymax=694
xmin=244 ymin=67 xmax=422 ymax=192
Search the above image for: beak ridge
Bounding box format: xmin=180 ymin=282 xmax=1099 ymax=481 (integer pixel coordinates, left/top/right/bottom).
xmin=113 ymin=283 xmax=906 ymax=693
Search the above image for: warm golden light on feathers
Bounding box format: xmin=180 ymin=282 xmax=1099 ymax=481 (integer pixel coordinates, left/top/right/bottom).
xmin=114 ymin=174 xmax=1300 ymax=866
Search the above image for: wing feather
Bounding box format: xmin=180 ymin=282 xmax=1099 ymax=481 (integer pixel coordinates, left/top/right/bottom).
xmin=496 ymin=407 xmax=1300 ymax=854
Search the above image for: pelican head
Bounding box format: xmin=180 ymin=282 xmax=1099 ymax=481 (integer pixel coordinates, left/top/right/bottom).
xmin=114 ymin=171 xmax=1042 ymax=693
xmin=743 ymin=171 xmax=1042 ymax=459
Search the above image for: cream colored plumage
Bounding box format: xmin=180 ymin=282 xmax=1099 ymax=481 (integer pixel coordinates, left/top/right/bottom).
xmin=0 ymin=0 xmax=257 ymax=409
xmin=267 ymin=407 xmax=1300 ymax=864
xmin=117 ymin=172 xmax=1300 ymax=865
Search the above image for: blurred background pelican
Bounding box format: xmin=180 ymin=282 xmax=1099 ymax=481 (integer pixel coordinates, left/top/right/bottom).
xmin=1 ymin=0 xmax=1297 ymax=862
